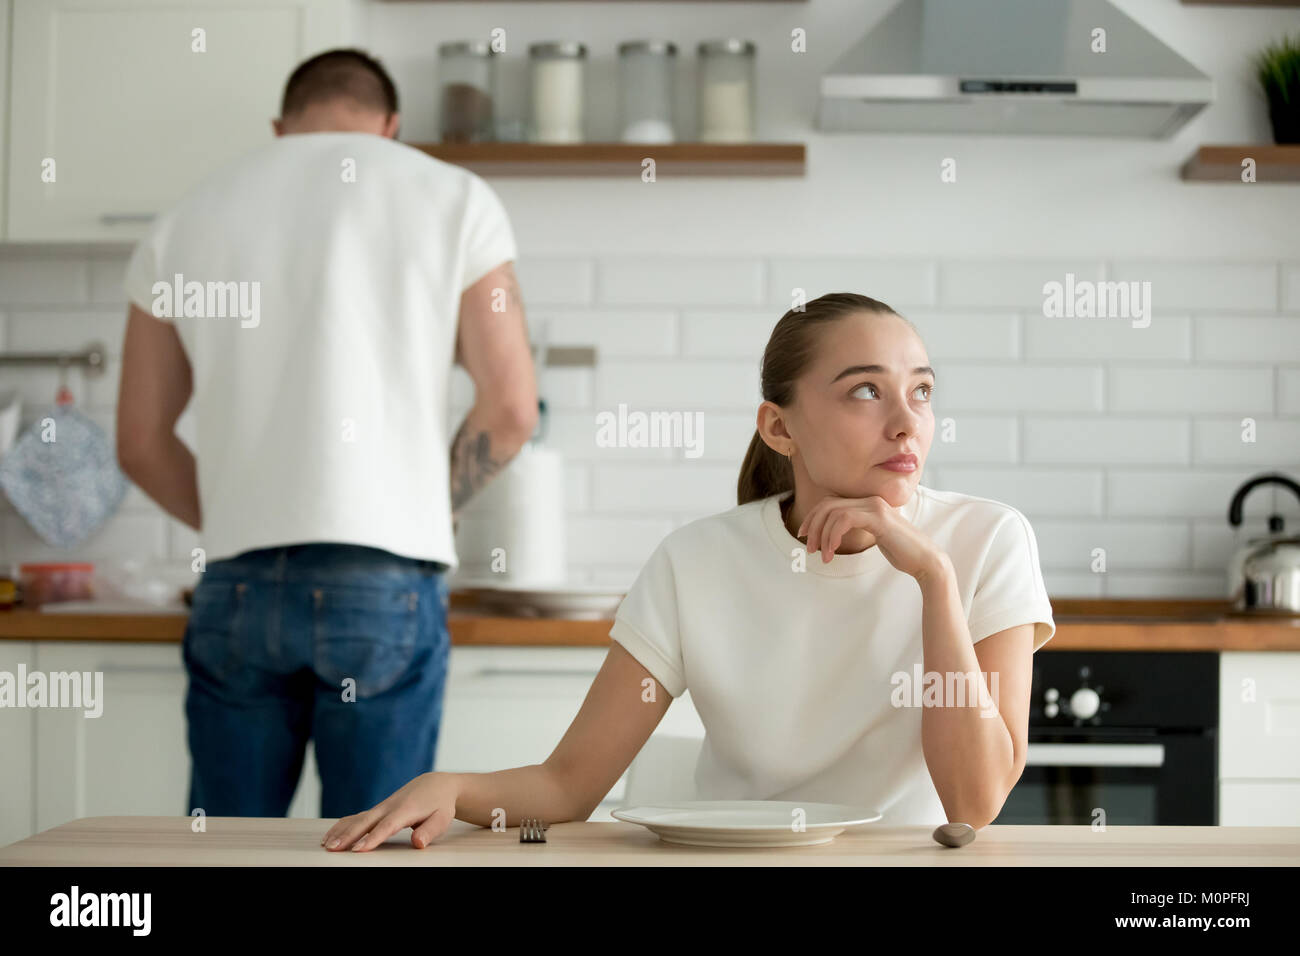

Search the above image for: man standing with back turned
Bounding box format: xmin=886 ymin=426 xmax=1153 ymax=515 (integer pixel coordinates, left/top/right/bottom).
xmin=116 ymin=49 xmax=539 ymax=818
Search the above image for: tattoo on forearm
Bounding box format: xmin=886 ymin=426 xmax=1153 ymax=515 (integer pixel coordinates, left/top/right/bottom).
xmin=503 ymin=263 xmax=524 ymax=315
xmin=450 ymin=417 xmax=505 ymax=512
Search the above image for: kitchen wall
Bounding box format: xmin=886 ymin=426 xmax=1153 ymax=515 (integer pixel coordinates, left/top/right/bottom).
xmin=1 ymin=0 xmax=1298 ymax=598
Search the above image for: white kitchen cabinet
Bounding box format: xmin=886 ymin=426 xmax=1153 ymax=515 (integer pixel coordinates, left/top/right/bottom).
xmin=0 ymin=641 xmax=36 ymax=847
xmin=0 ymin=0 xmax=10 ymax=238
xmin=1218 ymin=651 xmax=1300 ymax=825
xmin=33 ymin=641 xmax=190 ymax=833
xmin=6 ymin=0 xmax=359 ymax=240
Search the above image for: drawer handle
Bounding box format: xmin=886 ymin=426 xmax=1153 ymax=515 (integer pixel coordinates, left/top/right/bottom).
xmin=470 ymin=668 xmax=599 ymax=678
xmin=100 ymin=212 xmax=157 ymax=224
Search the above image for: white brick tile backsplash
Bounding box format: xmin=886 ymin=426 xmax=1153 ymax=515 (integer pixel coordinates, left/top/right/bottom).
xmin=535 ymin=310 xmax=676 ymax=357
xmin=593 ymin=462 xmax=737 ymax=514
xmin=1279 ymin=368 xmax=1300 ymax=416
xmin=1032 ymin=519 xmax=1191 ymax=571
xmin=765 ymin=259 xmax=937 ymax=308
xmin=1041 ymin=571 xmax=1104 ymax=598
xmin=596 ymin=360 xmax=758 ymax=409
xmin=1102 ymin=573 xmax=1229 ymax=599
xmin=1109 ymin=367 xmax=1272 ymax=413
xmin=1192 ymin=517 xmax=1276 ymax=573
xmin=1024 ymin=313 xmax=1191 ymax=361
xmin=598 ymin=257 xmax=764 ymax=306
xmin=5 ymin=310 xmax=127 ymax=356
xmin=88 ymin=252 xmax=132 ymax=305
xmin=694 ymin=412 xmax=762 ymax=463
xmin=923 ymin=416 xmax=1018 ymax=463
xmin=936 ymin=365 xmax=1103 ymax=412
xmin=1108 ymin=469 xmax=1280 ymax=518
xmin=1107 ymin=261 xmax=1277 ymax=312
xmin=939 ymin=260 xmax=1104 ymax=308
xmin=515 ymin=257 xmax=593 ymax=306
xmin=1191 ymin=418 xmax=1300 ymax=465
xmin=3 ymin=247 xmax=1297 ymax=599
xmin=1195 ymin=316 xmax=1300 ymax=362
xmin=545 ymin=410 xmax=674 ymax=461
xmin=168 ymin=520 xmax=200 ymax=563
xmin=538 ymin=367 xmax=593 ymax=410
xmin=0 ymin=254 xmax=89 ymax=305
xmin=2 ymin=512 xmax=167 ymax=562
xmin=934 ymin=467 xmax=1103 ymax=516
xmin=907 ymin=312 xmax=1019 ymax=360
xmin=1284 ymin=263 xmax=1300 ymax=313
xmin=566 ymin=516 xmax=676 ymax=566
xmin=1024 ymin=417 xmax=1189 ymax=464
xmin=681 ymin=311 xmax=776 ymax=359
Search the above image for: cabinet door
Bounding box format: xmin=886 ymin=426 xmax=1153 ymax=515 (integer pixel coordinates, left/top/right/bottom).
xmin=7 ymin=0 xmax=354 ymax=240
xmin=1219 ymin=781 xmax=1300 ymax=826
xmin=0 ymin=641 xmax=36 ymax=846
xmin=1219 ymin=652 xmax=1300 ymax=779
xmin=0 ymin=0 xmax=10 ymax=238
xmin=34 ymin=642 xmax=189 ymax=833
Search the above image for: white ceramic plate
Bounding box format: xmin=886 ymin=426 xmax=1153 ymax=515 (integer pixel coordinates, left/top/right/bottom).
xmin=611 ymin=800 xmax=882 ymax=847
xmin=455 ymin=584 xmax=624 ymax=619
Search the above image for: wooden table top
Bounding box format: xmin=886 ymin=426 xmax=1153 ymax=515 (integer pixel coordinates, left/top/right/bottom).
xmin=2 ymin=816 xmax=1296 ymax=867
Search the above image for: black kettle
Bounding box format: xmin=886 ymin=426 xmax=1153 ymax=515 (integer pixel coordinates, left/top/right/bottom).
xmin=1227 ymin=472 xmax=1300 ymax=614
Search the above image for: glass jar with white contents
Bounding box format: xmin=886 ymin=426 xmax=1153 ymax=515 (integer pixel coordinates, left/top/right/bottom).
xmin=528 ymin=41 xmax=587 ymax=143
xmin=697 ymin=39 xmax=756 ymax=143
xmin=618 ymin=40 xmax=677 ymax=143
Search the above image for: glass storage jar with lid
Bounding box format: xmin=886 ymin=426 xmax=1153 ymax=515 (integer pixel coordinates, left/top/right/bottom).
xmin=618 ymin=40 xmax=677 ymax=143
xmin=438 ymin=41 xmax=496 ymax=143
xmin=697 ymin=39 xmax=756 ymax=143
xmin=529 ymin=41 xmax=587 ymax=143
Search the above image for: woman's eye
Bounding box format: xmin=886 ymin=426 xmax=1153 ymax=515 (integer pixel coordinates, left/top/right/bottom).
xmin=915 ymin=384 xmax=933 ymax=400
xmin=851 ymin=383 xmax=878 ymax=400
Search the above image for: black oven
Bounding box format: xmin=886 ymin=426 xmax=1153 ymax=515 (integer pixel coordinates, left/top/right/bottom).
xmin=992 ymin=651 xmax=1218 ymax=826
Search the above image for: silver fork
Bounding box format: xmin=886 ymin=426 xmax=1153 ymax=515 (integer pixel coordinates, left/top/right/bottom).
xmin=519 ymin=817 xmax=549 ymax=843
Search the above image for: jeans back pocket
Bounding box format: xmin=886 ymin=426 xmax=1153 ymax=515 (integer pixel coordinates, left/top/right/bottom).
xmin=185 ymin=579 xmax=248 ymax=689
xmin=312 ymin=584 xmax=420 ymax=699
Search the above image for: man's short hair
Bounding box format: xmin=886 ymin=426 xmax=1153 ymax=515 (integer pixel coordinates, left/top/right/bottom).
xmin=280 ymin=48 xmax=399 ymax=118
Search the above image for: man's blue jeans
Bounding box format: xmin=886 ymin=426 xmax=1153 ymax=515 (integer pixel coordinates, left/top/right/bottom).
xmin=182 ymin=543 xmax=450 ymax=819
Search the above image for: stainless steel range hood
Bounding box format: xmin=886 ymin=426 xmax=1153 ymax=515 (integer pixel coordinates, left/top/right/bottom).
xmin=817 ymin=0 xmax=1213 ymax=138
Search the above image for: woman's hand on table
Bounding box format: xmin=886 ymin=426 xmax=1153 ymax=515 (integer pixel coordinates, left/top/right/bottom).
xmin=321 ymin=772 xmax=459 ymax=851
xmin=798 ymin=494 xmax=948 ymax=582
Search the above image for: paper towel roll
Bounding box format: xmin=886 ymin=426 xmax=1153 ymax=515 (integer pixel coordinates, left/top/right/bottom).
xmin=455 ymin=444 xmax=567 ymax=587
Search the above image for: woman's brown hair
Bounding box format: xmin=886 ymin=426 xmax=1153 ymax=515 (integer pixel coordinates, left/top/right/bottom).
xmin=737 ymin=292 xmax=915 ymax=505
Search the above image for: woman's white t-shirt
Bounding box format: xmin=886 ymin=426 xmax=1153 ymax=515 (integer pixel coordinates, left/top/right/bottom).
xmin=608 ymin=484 xmax=1056 ymax=824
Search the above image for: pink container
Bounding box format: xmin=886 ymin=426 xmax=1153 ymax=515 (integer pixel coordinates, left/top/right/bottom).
xmin=19 ymin=563 xmax=95 ymax=606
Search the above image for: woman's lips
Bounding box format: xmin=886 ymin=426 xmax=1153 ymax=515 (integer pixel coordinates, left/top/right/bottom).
xmin=877 ymin=456 xmax=917 ymax=473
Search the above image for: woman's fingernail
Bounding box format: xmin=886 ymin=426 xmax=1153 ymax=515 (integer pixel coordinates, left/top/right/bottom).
xmin=351 ymin=841 xmax=365 ymax=851
xmin=326 ymin=838 xmax=340 ymax=849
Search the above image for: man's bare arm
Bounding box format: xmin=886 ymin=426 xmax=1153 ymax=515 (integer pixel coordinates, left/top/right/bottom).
xmin=116 ymin=304 xmax=201 ymax=529
xmin=449 ymin=261 xmax=538 ymax=516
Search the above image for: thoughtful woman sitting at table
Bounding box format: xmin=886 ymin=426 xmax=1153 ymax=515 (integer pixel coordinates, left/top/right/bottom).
xmin=322 ymin=291 xmax=1056 ymax=852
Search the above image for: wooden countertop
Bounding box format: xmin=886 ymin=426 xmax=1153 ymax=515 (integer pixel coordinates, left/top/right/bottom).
xmin=1 ymin=597 xmax=1298 ymax=650
xmin=1 ymin=816 xmax=1295 ymax=867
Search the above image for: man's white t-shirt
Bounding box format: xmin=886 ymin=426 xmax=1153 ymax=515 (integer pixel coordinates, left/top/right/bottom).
xmin=122 ymin=131 xmax=517 ymax=567
xmin=608 ymin=484 xmax=1056 ymax=824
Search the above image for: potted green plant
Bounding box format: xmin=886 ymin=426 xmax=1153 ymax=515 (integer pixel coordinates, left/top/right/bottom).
xmin=1255 ymin=32 xmax=1300 ymax=144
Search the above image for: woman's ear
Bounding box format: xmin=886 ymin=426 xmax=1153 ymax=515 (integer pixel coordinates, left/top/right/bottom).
xmin=755 ymin=401 xmax=794 ymax=457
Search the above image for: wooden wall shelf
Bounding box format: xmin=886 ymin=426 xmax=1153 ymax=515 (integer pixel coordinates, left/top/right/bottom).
xmin=1181 ymin=144 xmax=1300 ymax=181
xmin=409 ymin=141 xmax=806 ymax=177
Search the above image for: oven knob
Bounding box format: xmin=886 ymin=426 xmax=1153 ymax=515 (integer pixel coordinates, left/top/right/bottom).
xmin=1070 ymin=687 xmax=1101 ymax=720
xmin=1044 ymin=702 xmax=1059 ymax=718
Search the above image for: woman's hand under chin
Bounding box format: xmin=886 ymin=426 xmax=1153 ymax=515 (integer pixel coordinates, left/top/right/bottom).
xmin=797 ymin=493 xmax=948 ymax=581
